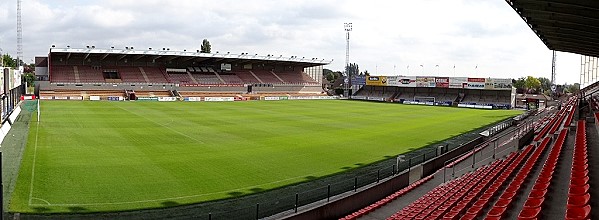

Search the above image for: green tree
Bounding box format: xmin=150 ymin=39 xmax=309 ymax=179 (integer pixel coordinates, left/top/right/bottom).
xmin=524 ymin=76 xmax=541 ymax=93
xmin=2 ymin=54 xmax=17 ymax=67
xmin=512 ymin=77 xmax=526 ymax=93
xmin=564 ymin=83 xmax=580 ymax=94
xmin=201 ymin=39 xmax=211 ymax=53
xmin=537 ymin=77 xmax=551 ymax=92
xmin=23 ymin=73 xmax=36 ymax=86
xmin=345 ymin=63 xmax=359 ymax=77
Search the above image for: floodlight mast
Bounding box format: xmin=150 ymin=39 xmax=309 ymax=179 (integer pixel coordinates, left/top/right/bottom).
xmin=17 ymin=0 xmax=23 ymax=67
xmin=344 ymin=22 xmax=352 ymax=98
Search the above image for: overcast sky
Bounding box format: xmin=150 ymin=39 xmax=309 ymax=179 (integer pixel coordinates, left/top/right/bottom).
xmin=0 ymin=0 xmax=583 ymax=84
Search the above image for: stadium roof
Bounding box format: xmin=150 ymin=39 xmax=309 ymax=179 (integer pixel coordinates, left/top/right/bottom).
xmin=505 ymin=0 xmax=599 ymax=57
xmin=48 ymin=47 xmax=332 ymax=67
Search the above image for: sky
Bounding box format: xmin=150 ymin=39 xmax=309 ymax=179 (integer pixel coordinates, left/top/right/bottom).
xmin=0 ymin=0 xmax=584 ymax=84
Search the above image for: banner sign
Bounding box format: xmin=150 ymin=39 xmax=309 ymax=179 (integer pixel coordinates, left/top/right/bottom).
xmin=288 ymin=96 xmax=339 ymax=100
xmin=416 ymin=77 xmax=436 ymax=87
xmin=137 ymin=97 xmax=159 ymax=101
xmin=205 ymin=97 xmax=234 ymax=102
xmin=486 ymin=78 xmax=512 ymax=90
xmin=54 ymin=96 xmax=68 ymax=100
xmin=449 ymin=77 xmax=467 ymax=88
xmin=366 ymin=76 xmax=387 ymax=86
xmin=158 ymin=97 xmax=177 ymax=102
xmin=40 ymin=96 xmax=54 ymax=100
xmin=69 ymin=96 xmax=83 ymax=100
xmin=386 ymin=76 xmax=400 ymax=86
xmin=107 ymin=96 xmax=122 ymax=101
xmin=466 ymin=78 xmax=486 ymax=90
xmin=397 ymin=76 xmax=417 ymax=87
xmin=184 ymin=97 xmax=202 ymax=102
xmin=180 ymin=84 xmax=243 ymax=87
xmin=351 ymin=75 xmax=366 ymax=85
xmin=264 ymin=96 xmax=280 ymax=101
xmin=435 ymin=77 xmax=449 ymax=88
xmin=89 ymin=96 xmax=101 ymax=101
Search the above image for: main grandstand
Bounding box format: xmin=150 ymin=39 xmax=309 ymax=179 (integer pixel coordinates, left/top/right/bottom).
xmin=34 ymin=47 xmax=329 ymax=99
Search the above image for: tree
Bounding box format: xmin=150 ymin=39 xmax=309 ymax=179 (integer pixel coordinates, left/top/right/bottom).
xmin=524 ymin=76 xmax=541 ymax=93
xmin=345 ymin=63 xmax=359 ymax=77
xmin=564 ymin=83 xmax=580 ymax=94
xmin=23 ymin=73 xmax=35 ymax=86
xmin=24 ymin=63 xmax=35 ymax=73
xmin=201 ymin=39 xmax=211 ymax=53
xmin=363 ymin=70 xmax=370 ymax=76
xmin=537 ymin=77 xmax=551 ymax=92
xmin=512 ymin=77 xmax=526 ymax=93
xmin=2 ymin=54 xmax=17 ymax=67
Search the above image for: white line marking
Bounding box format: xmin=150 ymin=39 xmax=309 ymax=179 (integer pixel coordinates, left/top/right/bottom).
xmin=28 ymin=119 xmax=40 ymax=205
xmin=29 ymin=171 xmax=326 ymax=207
xmin=31 ymin=197 xmax=51 ymax=205
xmin=115 ymin=105 xmax=205 ymax=144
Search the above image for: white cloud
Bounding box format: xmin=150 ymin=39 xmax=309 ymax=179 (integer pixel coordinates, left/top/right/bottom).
xmin=0 ymin=0 xmax=585 ymax=84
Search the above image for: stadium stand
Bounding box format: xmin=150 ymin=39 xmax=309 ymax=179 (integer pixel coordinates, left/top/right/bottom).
xmin=51 ymin=65 xmax=76 ymax=83
xmin=354 ymin=85 xmax=515 ymax=108
xmin=339 ymin=97 xmax=587 ymax=220
xmin=117 ymin=67 xmax=147 ymax=83
xmin=251 ymin=70 xmax=284 ymax=84
xmin=276 ymin=71 xmax=318 ymax=84
xmin=38 ymin=48 xmax=327 ymax=100
xmin=191 ymin=73 xmax=224 ymax=84
xmin=231 ymin=70 xmax=261 ymax=84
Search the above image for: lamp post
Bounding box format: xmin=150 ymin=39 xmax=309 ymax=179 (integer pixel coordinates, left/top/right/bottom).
xmin=344 ymin=22 xmax=352 ymax=98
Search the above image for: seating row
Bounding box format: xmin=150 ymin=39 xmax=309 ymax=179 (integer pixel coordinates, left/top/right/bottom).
xmin=486 ymin=137 xmax=551 ymax=219
xmin=339 ymin=174 xmax=435 ymax=220
xmin=387 ymin=150 xmax=522 ymax=220
xmin=517 ymin=128 xmax=568 ymax=219
xmin=564 ymin=120 xmax=591 ymax=220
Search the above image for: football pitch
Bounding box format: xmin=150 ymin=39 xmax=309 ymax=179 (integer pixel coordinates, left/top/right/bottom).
xmin=9 ymin=100 xmax=520 ymax=213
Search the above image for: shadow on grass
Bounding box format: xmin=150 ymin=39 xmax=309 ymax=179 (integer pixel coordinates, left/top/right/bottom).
xmin=161 ymin=201 xmax=180 ymax=207
xmin=304 ymin=176 xmax=318 ymax=180
xmin=31 ymin=207 xmax=51 ymax=213
xmin=67 ymin=206 xmax=88 ymax=213
xmin=228 ymin=191 xmax=244 ymax=197
xmin=250 ymin=188 xmax=264 ymax=193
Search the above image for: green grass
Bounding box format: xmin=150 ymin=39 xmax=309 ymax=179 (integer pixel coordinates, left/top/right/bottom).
xmin=9 ymin=100 xmax=520 ymax=213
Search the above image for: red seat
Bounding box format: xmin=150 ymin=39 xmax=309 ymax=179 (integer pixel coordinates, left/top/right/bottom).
xmin=565 ymin=204 xmax=591 ymax=220
xmin=518 ymin=207 xmax=541 ymax=219
xmin=532 ymin=181 xmax=550 ymax=190
xmin=523 ymin=197 xmax=544 ymax=208
xmin=569 ymin=184 xmax=590 ymax=196
xmin=529 ymin=189 xmax=547 ymax=198
xmin=487 ymin=206 xmax=507 ymax=218
xmin=494 ymin=198 xmax=511 ymax=208
xmin=536 ymin=175 xmax=551 ymax=183
xmin=570 ymin=176 xmax=589 ymax=186
xmin=571 ymin=170 xmax=589 ymax=178
xmin=567 ymin=193 xmax=590 ymax=207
